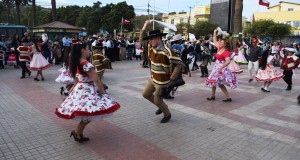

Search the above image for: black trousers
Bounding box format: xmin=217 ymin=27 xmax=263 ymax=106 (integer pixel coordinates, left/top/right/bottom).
xmin=20 ymin=61 xmax=30 ymax=77
xmin=283 ymin=70 xmax=293 ymax=87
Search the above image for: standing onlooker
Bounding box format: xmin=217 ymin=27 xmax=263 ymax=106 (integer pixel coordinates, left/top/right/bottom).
xmin=127 ymin=38 xmax=135 ymax=60
xmin=119 ymin=37 xmax=127 ymax=60
xmin=200 ymin=43 xmax=211 ymax=77
xmin=62 ymin=35 xmax=72 ymax=65
xmin=135 ymin=39 xmax=142 ymax=60
xmin=271 ymin=42 xmax=280 ymax=66
xmin=11 ymin=34 xmax=21 ymax=68
xmin=41 ymin=34 xmax=52 ymax=64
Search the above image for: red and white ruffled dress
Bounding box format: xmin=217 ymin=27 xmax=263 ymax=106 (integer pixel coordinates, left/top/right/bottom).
xmin=55 ymin=61 xmax=120 ymax=121
xmin=29 ymin=45 xmax=52 ymax=71
xmin=55 ymin=66 xmax=74 ymax=84
xmin=255 ymin=55 xmax=284 ymax=81
xmin=205 ymin=50 xmax=238 ymax=89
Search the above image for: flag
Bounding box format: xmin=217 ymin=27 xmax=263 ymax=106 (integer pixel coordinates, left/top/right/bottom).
xmin=259 ymin=0 xmax=270 ymax=7
xmin=122 ymin=19 xmax=130 ymax=25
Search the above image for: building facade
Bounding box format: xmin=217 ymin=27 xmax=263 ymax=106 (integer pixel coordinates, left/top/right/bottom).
xmin=253 ymin=1 xmax=300 ymax=35
xmin=162 ymin=6 xmax=210 ymax=34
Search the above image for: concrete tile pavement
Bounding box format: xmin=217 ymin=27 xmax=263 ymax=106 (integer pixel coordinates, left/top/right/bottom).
xmin=0 ymin=60 xmax=299 ymax=160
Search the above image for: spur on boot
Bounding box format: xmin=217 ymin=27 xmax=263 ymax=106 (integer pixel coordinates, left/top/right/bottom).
xmin=207 ymin=96 xmax=215 ymax=100
xmin=70 ymin=130 xmax=83 ymax=143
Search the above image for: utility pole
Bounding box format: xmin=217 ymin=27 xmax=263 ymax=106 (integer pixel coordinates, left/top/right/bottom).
xmin=147 ymin=3 xmax=150 ymax=20
xmin=187 ymin=6 xmax=192 ymax=40
xmin=153 ymin=0 xmax=155 ymax=30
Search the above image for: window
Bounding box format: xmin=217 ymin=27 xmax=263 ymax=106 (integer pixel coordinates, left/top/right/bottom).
xmin=171 ymin=19 xmax=174 ymax=24
xmin=288 ymin=8 xmax=293 ymax=11
xmin=180 ymin=18 xmax=184 ymax=23
xmin=292 ymin=21 xmax=300 ymax=27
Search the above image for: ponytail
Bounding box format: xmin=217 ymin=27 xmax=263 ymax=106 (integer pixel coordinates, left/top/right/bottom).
xmin=261 ymin=50 xmax=269 ymax=70
xmin=69 ymin=43 xmax=87 ymax=78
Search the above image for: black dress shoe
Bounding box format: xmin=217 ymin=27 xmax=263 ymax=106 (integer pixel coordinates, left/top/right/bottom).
xmin=286 ymin=86 xmax=292 ymax=91
xmin=155 ymin=109 xmax=162 ymax=115
xmin=70 ymin=130 xmax=83 ymax=143
xmin=60 ymin=87 xmax=64 ymax=95
xmin=248 ymin=79 xmax=253 ymax=83
xmin=41 ymin=77 xmax=44 ymax=81
xmin=20 ymin=76 xmax=25 ymax=79
xmin=164 ymin=95 xmax=174 ymax=99
xmin=160 ymin=114 xmax=171 ymax=123
xmin=222 ymin=98 xmax=232 ymax=102
xmin=79 ymin=134 xmax=90 ymax=141
xmin=34 ymin=78 xmax=40 ymax=81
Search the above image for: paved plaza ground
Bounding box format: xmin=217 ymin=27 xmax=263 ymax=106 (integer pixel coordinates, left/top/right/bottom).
xmin=0 ymin=60 xmax=300 ymax=160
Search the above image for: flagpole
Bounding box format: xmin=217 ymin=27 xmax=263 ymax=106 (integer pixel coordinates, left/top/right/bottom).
xmin=121 ymin=17 xmax=123 ymax=36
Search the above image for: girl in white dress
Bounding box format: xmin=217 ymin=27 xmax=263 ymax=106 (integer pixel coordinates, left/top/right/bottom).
xmin=29 ymin=38 xmax=52 ymax=81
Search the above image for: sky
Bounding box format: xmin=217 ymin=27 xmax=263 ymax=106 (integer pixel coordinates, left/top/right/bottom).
xmin=37 ymin=0 xmax=300 ymax=20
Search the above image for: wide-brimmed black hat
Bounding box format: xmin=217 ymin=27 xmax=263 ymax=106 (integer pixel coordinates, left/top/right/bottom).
xmin=143 ymin=30 xmax=167 ymax=40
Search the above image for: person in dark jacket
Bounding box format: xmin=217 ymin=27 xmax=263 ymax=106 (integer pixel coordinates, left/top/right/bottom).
xmin=243 ymin=36 xmax=262 ymax=82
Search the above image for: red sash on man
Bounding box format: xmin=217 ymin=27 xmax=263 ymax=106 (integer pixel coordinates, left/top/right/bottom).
xmin=18 ymin=46 xmax=31 ymax=62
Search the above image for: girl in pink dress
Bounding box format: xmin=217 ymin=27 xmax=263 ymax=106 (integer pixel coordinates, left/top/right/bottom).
xmin=55 ymin=43 xmax=120 ymax=143
xmin=205 ymin=28 xmax=237 ymax=102
xmin=29 ymin=38 xmax=52 ymax=81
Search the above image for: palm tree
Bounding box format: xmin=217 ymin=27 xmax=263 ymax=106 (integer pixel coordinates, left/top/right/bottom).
xmin=32 ymin=0 xmax=36 ymax=26
xmin=3 ymin=0 xmax=14 ymax=23
xmin=51 ymin=0 xmax=56 ymax=21
xmin=15 ymin=0 xmax=31 ymax=24
xmin=233 ymin=0 xmax=243 ymax=48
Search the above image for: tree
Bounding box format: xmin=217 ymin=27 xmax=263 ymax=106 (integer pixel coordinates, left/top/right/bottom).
xmin=244 ymin=19 xmax=291 ymax=40
xmin=232 ymin=0 xmax=243 ymax=48
xmin=56 ymin=5 xmax=81 ymax=26
xmin=3 ymin=0 xmax=14 ymax=23
xmin=92 ymin=1 xmax=101 ymax=9
xmin=51 ymin=0 xmax=56 ymax=21
xmin=192 ymin=20 xmax=219 ymax=38
xmin=268 ymin=23 xmax=291 ymax=40
xmin=32 ymin=0 xmax=36 ymax=26
xmin=15 ymin=0 xmax=32 ymax=24
xmin=101 ymin=2 xmax=135 ymax=34
xmin=176 ymin=22 xmax=188 ymax=35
